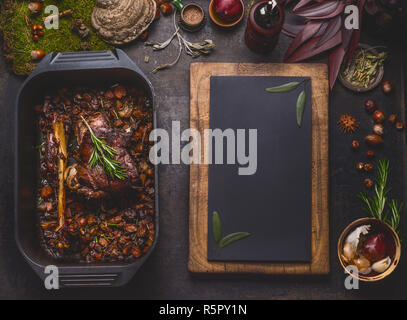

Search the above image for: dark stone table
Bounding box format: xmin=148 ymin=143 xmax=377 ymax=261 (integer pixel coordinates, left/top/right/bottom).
xmin=0 ymin=2 xmax=406 ymax=299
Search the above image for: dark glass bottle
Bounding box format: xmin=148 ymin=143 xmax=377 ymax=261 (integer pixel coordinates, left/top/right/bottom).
xmin=245 ymin=0 xmax=285 ymax=54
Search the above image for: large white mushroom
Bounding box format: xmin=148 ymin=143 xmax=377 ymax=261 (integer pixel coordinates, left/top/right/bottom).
xmin=91 ymin=0 xmax=156 ymax=45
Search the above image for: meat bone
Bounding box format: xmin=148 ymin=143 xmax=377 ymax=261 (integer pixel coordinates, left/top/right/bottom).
xmin=53 ymin=120 xmax=67 ymax=232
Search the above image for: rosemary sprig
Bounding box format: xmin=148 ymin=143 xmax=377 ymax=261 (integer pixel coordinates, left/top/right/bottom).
xmin=80 ymin=116 xmax=127 ymax=180
xmin=388 ymin=199 xmax=402 ymax=235
xmin=357 ymin=159 xmax=402 ymax=235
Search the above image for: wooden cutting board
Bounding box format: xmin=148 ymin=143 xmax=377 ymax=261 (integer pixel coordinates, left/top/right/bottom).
xmin=188 ymin=62 xmax=329 ymax=274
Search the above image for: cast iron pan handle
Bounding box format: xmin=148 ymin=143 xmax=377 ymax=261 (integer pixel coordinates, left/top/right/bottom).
xmin=30 ymin=266 xmax=141 ymax=287
xmin=29 ymin=49 xmax=143 ymax=77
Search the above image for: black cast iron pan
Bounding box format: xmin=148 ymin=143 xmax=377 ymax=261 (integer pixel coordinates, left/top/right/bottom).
xmin=14 ymin=49 xmax=159 ymax=287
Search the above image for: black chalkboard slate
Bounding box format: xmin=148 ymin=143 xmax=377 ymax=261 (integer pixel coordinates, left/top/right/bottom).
xmin=207 ymin=76 xmax=312 ymax=262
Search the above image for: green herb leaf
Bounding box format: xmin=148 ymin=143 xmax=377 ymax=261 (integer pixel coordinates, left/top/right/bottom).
xmin=81 ymin=116 xmax=127 ymax=180
xmin=358 ymin=158 xmax=403 ymax=238
xmin=212 ymin=211 xmax=222 ymax=243
xmin=219 ymin=232 xmax=250 ymax=248
xmin=296 ymin=89 xmax=306 ymax=127
xmin=265 ymin=82 xmax=301 ymax=93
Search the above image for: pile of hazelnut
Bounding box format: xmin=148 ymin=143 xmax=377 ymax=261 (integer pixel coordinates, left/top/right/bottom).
xmin=32 ymin=24 xmax=44 ymax=42
xmin=351 ymin=80 xmax=404 ymax=189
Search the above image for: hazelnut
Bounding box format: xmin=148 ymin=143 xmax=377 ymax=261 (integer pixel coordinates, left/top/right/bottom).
xmin=78 ymin=217 xmax=87 ymax=227
xmin=139 ymin=31 xmax=149 ymax=42
xmin=30 ymin=49 xmax=45 ymax=60
xmin=28 ymin=2 xmax=42 ymax=14
xmin=388 ymin=114 xmax=397 ymax=124
xmin=364 ymin=178 xmax=374 ymax=188
xmin=396 ymin=122 xmax=404 ymax=130
xmin=365 ymin=134 xmax=384 ymax=146
xmin=373 ymin=110 xmax=385 ymax=123
xmin=41 ymin=185 xmax=53 ymax=198
xmin=33 ymin=34 xmax=39 ymax=41
xmin=381 ymin=80 xmax=394 ymax=94
xmin=366 ymin=150 xmax=375 ymax=158
xmin=364 ymin=163 xmax=374 ymax=172
xmin=364 ymin=99 xmax=376 ymax=113
xmin=356 ymin=162 xmax=365 ymax=171
xmin=160 ymin=2 xmax=173 ymax=15
xmin=132 ymin=247 xmax=141 ymax=258
xmin=350 ymin=140 xmax=360 ymax=150
xmin=45 ymin=202 xmax=53 ymax=212
xmin=113 ymin=85 xmax=127 ymax=99
xmin=155 ymin=7 xmax=161 ymax=20
xmin=373 ymin=123 xmax=384 ymax=136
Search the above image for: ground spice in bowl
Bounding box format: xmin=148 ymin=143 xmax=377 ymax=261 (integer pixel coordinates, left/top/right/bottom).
xmin=181 ymin=4 xmax=204 ymax=27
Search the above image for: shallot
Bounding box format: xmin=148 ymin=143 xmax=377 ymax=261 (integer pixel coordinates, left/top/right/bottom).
xmin=363 ymin=233 xmax=387 ymax=262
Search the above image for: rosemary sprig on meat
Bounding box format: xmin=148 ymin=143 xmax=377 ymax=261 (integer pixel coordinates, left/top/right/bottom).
xmin=80 ymin=116 xmax=127 ymax=180
xmin=358 ymin=159 xmax=402 ymax=235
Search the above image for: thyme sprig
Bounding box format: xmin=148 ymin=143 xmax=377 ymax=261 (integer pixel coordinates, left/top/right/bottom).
xmin=357 ymin=159 xmax=402 ymax=235
xmin=80 ymin=116 xmax=127 ymax=180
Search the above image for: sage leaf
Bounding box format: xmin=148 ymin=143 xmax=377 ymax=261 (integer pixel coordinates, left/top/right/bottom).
xmin=265 ymin=82 xmax=301 ymax=93
xmin=296 ymin=89 xmax=306 ymax=127
xmin=212 ymin=211 xmax=222 ymax=243
xmin=219 ymin=232 xmax=250 ymax=248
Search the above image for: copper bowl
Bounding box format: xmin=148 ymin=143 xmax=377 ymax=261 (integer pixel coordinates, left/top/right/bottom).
xmin=337 ymin=217 xmax=401 ymax=282
xmin=209 ymin=0 xmax=244 ymax=28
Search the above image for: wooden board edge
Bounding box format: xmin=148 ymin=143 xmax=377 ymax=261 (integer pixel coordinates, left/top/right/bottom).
xmin=188 ymin=63 xmax=330 ymax=274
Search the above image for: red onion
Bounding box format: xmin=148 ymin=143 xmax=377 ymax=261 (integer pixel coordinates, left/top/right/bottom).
xmin=363 ymin=233 xmax=387 ymax=262
xmin=213 ymin=0 xmax=243 ymax=23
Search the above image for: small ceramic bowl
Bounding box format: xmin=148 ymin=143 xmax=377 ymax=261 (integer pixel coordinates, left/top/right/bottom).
xmin=178 ymin=3 xmax=206 ymax=32
xmin=337 ymin=217 xmax=401 ymax=282
xmin=338 ymin=43 xmax=385 ymax=93
xmin=209 ymin=0 xmax=244 ymax=28
xmin=181 ymin=3 xmax=205 ymax=28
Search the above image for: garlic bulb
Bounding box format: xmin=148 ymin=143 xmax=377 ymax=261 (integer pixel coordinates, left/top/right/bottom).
xmin=353 ymin=256 xmax=371 ymax=274
xmin=342 ymin=242 xmax=356 ymax=263
xmin=346 ymin=224 xmax=370 ymax=249
xmin=372 ymin=256 xmax=391 ymax=274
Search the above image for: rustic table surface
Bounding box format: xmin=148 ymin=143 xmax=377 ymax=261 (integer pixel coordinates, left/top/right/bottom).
xmin=0 ymin=2 xmax=406 ymax=299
